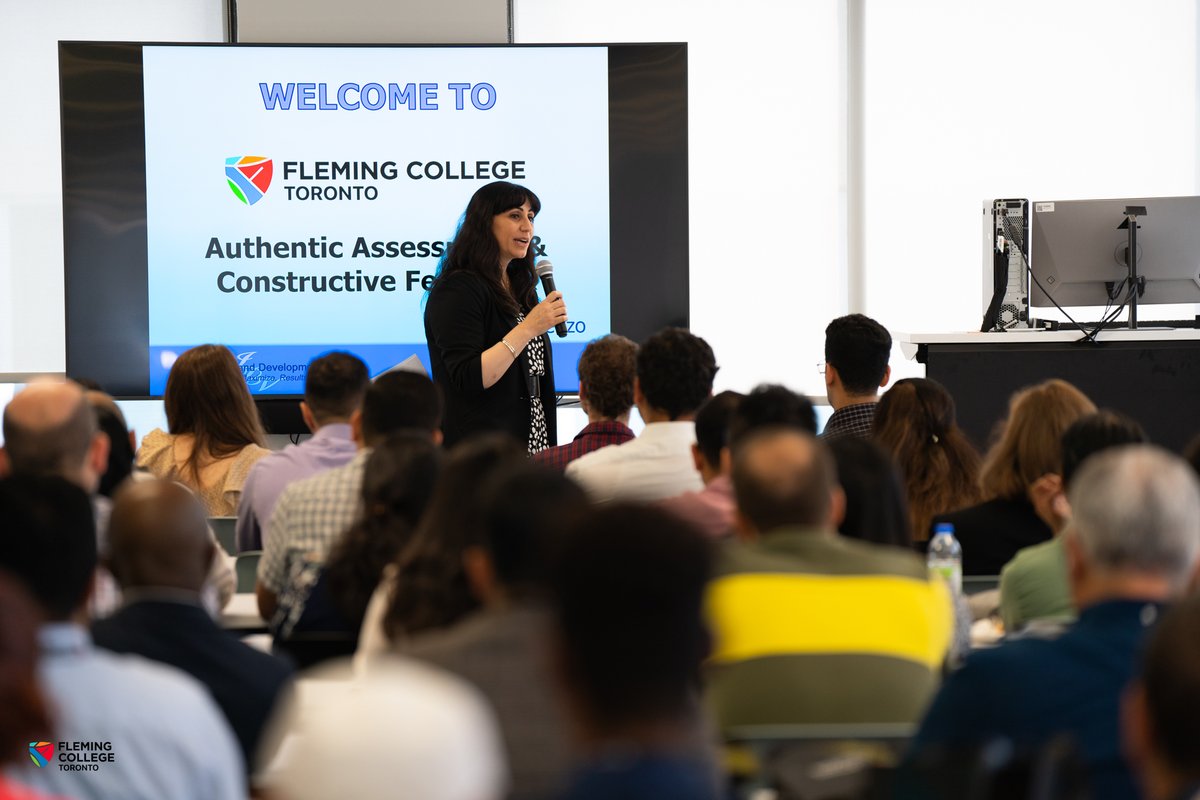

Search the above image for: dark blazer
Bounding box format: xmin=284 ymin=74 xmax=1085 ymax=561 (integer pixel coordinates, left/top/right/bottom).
xmin=424 ymin=270 xmax=557 ymax=448
xmin=933 ymin=496 xmax=1053 ymax=576
xmin=92 ymin=598 xmax=294 ymax=769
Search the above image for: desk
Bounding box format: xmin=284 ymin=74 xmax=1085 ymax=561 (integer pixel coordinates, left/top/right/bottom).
xmin=220 ymin=592 xmax=267 ymax=633
xmin=899 ymin=330 xmax=1200 ymax=453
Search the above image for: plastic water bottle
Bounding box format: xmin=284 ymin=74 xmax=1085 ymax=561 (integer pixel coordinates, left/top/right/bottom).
xmin=927 ymin=523 xmax=962 ymax=594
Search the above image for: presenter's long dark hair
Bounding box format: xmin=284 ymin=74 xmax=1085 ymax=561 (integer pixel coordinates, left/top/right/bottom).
xmin=432 ymin=181 xmax=541 ymax=317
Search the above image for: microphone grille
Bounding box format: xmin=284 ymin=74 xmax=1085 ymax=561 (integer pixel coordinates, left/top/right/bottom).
xmin=534 ymin=259 xmax=554 ymax=278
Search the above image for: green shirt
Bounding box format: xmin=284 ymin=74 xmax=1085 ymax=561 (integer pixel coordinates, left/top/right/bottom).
xmin=705 ymin=529 xmax=953 ymax=731
xmin=998 ymin=537 xmax=1075 ymax=633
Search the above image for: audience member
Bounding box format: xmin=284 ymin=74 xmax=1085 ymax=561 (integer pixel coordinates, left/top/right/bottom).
xmin=911 ymin=445 xmax=1200 ymax=800
xmin=999 ymin=411 xmax=1147 ymax=633
xmin=236 ymin=351 xmax=370 ymax=551
xmin=321 ymin=432 xmax=442 ymax=637
xmin=828 ymin=436 xmax=972 ymax=664
xmin=658 ymin=391 xmax=744 ymax=539
xmin=2 ymin=379 xmax=233 ymax=615
xmin=567 ymin=327 xmax=717 ymax=503
xmin=0 ymin=475 xmax=244 ymax=799
xmin=91 ymin=479 xmax=294 ymax=771
xmin=137 ymin=344 xmax=269 ymax=515
xmin=1183 ymin=432 xmax=1200 ymax=478
xmin=0 ymin=573 xmax=61 ymax=800
xmin=256 ymin=370 xmax=442 ymax=635
xmin=934 ymin=378 xmax=1095 ymax=574
xmin=402 ymin=466 xmax=588 ymax=800
xmin=534 ymin=334 xmax=637 ymax=470
xmin=827 ymin=437 xmax=911 ymax=548
xmin=261 ymin=658 xmax=506 ymax=800
xmin=873 ymin=377 xmax=981 ymax=542
xmin=84 ymin=390 xmax=136 ymax=498
xmin=365 ymin=435 xmax=526 ymax=653
xmin=820 ymin=314 xmax=891 ymax=441
xmin=551 ymin=504 xmax=720 ymax=800
xmin=1123 ymin=592 xmax=1200 ymax=800
xmin=727 ymin=383 xmax=818 ymax=443
xmin=707 ymin=428 xmax=952 ymax=729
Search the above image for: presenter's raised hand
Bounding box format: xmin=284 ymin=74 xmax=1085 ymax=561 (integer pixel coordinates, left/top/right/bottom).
xmin=522 ymin=290 xmax=568 ymax=336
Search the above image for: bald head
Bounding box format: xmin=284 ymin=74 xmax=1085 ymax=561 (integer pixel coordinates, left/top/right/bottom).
xmin=108 ymin=480 xmax=214 ymax=593
xmin=732 ymin=428 xmax=840 ymax=535
xmin=2 ymin=379 xmax=106 ymax=491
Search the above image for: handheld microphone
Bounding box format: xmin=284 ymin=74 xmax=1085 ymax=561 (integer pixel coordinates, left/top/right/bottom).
xmin=535 ymin=259 xmax=568 ymax=338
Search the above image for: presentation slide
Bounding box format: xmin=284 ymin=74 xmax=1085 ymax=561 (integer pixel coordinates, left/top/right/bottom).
xmin=141 ymin=46 xmax=611 ymax=394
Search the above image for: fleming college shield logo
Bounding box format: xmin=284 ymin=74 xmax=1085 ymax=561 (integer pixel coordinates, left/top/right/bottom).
xmin=28 ymin=741 xmax=53 ymax=768
xmin=225 ymin=156 xmax=273 ymax=205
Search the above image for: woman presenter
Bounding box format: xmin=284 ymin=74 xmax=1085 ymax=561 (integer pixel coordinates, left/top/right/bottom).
xmin=424 ymin=181 xmax=566 ymax=451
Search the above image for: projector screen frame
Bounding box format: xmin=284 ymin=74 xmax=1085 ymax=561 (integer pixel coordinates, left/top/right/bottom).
xmin=59 ymin=40 xmax=689 ymax=433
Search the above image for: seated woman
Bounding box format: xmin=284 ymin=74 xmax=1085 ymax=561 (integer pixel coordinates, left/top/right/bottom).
xmin=828 ymin=437 xmax=970 ymax=664
xmin=354 ymin=434 xmax=526 ymax=669
xmin=137 ymin=344 xmax=269 ymax=516
xmin=873 ymin=378 xmax=982 ymax=546
xmin=933 ymin=379 xmax=1095 ymax=575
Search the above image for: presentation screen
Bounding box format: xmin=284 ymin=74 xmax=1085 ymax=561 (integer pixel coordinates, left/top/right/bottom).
xmin=60 ymin=42 xmax=688 ymax=406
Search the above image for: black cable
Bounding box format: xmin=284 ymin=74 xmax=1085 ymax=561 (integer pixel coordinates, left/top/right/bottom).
xmin=1000 ymin=216 xmax=1101 ymax=343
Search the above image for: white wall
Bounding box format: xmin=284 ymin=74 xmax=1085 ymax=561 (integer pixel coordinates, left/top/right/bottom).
xmin=0 ymin=0 xmax=225 ymax=378
xmin=516 ymin=0 xmax=847 ymax=397
xmin=5 ymin=0 xmax=1200 ymax=403
xmin=862 ymin=0 xmax=1199 ymax=380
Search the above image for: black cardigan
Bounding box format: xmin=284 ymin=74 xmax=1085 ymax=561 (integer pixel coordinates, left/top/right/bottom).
xmin=424 ymin=270 xmax=557 ymax=449
xmin=932 ymin=496 xmax=1053 ymax=576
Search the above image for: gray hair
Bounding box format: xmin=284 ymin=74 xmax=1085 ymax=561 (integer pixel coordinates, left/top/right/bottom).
xmin=1067 ymin=445 xmax=1200 ymax=588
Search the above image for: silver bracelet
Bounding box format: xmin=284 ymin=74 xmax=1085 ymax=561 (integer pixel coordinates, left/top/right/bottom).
xmin=500 ymin=338 xmax=518 ymax=358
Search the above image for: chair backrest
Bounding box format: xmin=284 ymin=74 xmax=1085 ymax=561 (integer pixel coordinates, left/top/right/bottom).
xmin=209 ymin=516 xmax=237 ymax=556
xmin=235 ymin=551 xmax=261 ymax=594
xmin=962 ymin=575 xmax=1001 ymax=595
xmin=725 ymin=723 xmax=917 ymax=800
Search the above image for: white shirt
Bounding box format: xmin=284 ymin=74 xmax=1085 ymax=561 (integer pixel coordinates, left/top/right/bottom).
xmin=566 ymin=421 xmax=703 ymax=503
xmin=8 ymin=624 xmax=244 ymax=800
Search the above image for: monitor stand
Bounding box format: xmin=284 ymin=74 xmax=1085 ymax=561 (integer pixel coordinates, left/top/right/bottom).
xmin=1117 ymin=206 xmax=1147 ymax=330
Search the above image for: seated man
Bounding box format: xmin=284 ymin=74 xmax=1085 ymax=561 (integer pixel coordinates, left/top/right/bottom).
xmin=236 ymin=351 xmax=369 ymax=552
xmin=706 ymin=428 xmax=952 ymax=729
xmin=260 ymin=658 xmax=506 ymax=800
xmin=534 ymin=334 xmax=637 ymax=470
xmin=0 ymin=475 xmax=243 ymax=800
xmin=661 ymin=383 xmax=819 ymax=540
xmin=567 ymin=327 xmax=718 ymax=503
xmin=1124 ymin=592 xmax=1200 ymax=800
xmin=820 ymin=314 xmax=891 ymax=441
xmin=257 ymin=370 xmax=442 ymax=637
xmin=550 ymin=503 xmax=721 ymax=800
xmin=93 ymin=479 xmax=294 ymax=771
xmin=2 ymin=378 xmax=233 ymax=616
xmin=657 ymin=390 xmax=744 ymax=539
xmin=911 ymin=446 xmax=1200 ymax=800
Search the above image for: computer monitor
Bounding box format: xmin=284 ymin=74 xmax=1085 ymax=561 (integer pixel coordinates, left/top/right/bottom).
xmin=1029 ymin=195 xmax=1200 ymax=308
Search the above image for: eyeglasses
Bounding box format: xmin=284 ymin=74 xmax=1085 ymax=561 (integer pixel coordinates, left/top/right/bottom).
xmin=816 ymin=362 xmax=826 ymax=376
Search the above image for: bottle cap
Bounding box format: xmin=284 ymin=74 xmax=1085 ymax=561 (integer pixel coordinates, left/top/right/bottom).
xmin=934 ymin=522 xmax=955 ymax=536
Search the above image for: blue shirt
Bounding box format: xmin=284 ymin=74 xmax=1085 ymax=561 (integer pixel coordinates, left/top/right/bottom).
xmin=236 ymin=423 xmax=357 ymax=551
xmin=911 ymin=599 xmax=1165 ymax=800
xmin=561 ymin=751 xmax=720 ymax=800
xmin=6 ymin=624 xmax=244 ymax=800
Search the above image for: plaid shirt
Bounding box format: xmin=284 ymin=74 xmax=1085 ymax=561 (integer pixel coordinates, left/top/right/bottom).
xmin=532 ymin=420 xmax=635 ymax=472
xmin=821 ymin=401 xmax=878 ymax=441
xmin=258 ymin=449 xmax=367 ymax=634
